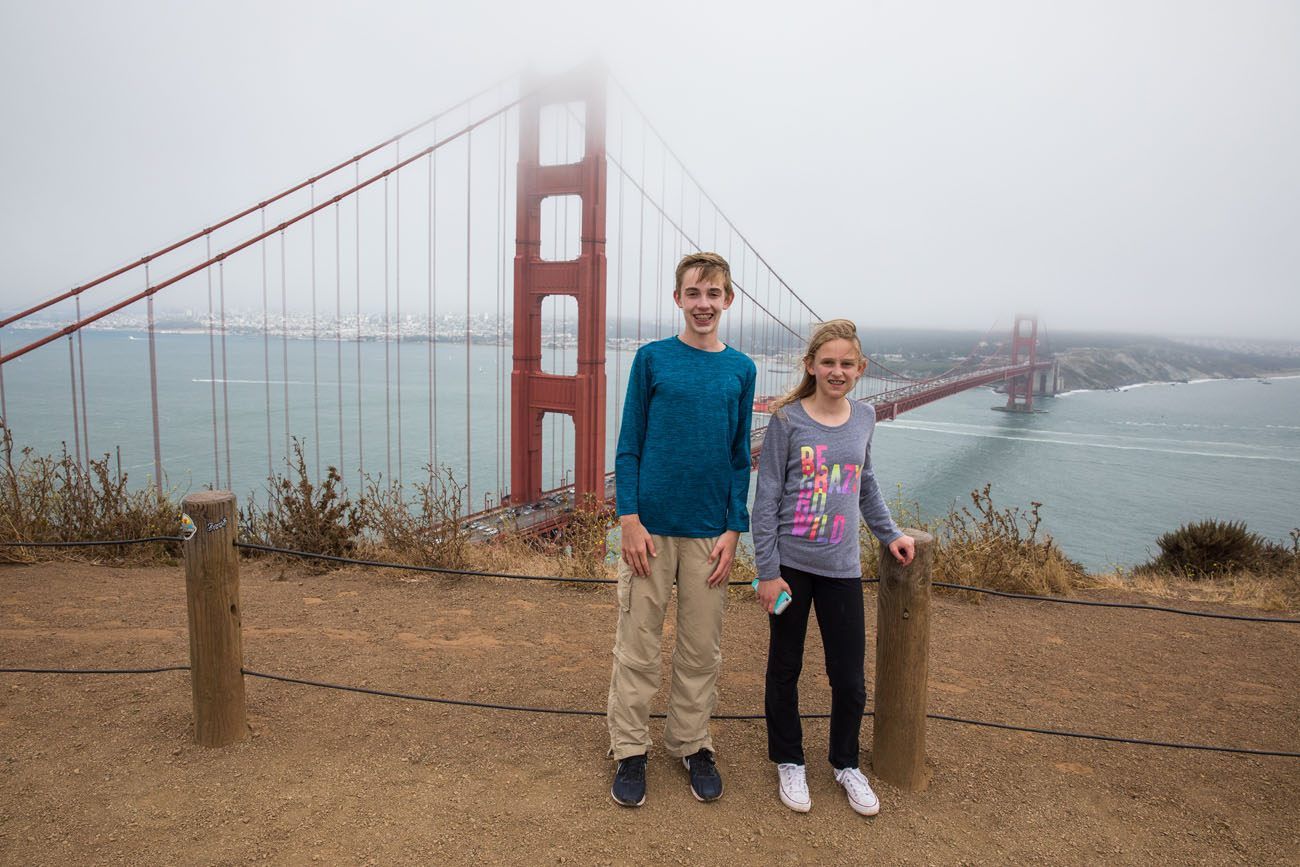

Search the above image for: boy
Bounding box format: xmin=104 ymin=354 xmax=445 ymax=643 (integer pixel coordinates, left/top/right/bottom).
xmin=607 ymin=251 xmax=757 ymax=807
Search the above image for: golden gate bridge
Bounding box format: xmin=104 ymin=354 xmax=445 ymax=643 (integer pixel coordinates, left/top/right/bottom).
xmin=0 ymin=64 xmax=1056 ymax=525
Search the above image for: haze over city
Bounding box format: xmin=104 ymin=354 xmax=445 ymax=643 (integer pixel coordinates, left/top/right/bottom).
xmin=1 ymin=0 xmax=1296 ymax=341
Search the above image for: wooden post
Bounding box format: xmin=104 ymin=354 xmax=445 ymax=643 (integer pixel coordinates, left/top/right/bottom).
xmin=871 ymin=528 xmax=934 ymax=791
xmin=181 ymin=490 xmax=248 ymax=747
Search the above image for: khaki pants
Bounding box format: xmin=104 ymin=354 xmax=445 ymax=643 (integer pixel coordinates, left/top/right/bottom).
xmin=606 ymin=534 xmax=728 ymax=761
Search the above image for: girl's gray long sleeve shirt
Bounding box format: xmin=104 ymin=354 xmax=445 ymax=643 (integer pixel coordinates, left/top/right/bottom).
xmin=752 ymin=399 xmax=902 ymax=580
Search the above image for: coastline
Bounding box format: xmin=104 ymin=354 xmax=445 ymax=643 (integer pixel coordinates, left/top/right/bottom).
xmin=1054 ymin=371 xmax=1300 ymax=398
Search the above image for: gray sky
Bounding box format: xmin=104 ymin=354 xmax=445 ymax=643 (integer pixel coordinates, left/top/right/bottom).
xmin=2 ymin=0 xmax=1297 ymax=340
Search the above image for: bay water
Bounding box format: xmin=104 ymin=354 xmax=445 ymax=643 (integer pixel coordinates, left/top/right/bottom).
xmin=2 ymin=329 xmax=1296 ymax=572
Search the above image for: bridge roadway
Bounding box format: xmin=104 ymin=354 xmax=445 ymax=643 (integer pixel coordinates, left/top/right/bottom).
xmin=459 ymin=359 xmax=1053 ymax=540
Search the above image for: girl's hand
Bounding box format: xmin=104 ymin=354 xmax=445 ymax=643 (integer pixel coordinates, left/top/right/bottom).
xmin=888 ymin=534 xmax=916 ymax=566
xmin=756 ymin=577 xmax=792 ymax=614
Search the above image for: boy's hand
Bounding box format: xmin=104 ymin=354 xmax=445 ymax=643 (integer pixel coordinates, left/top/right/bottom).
xmin=705 ymin=530 xmax=740 ymax=587
xmin=620 ymin=515 xmax=656 ymax=577
xmin=888 ymin=534 xmax=916 ymax=566
xmin=756 ymin=577 xmax=791 ymax=614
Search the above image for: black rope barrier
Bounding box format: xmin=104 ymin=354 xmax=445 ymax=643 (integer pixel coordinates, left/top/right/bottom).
xmin=1 ymin=665 xmax=191 ymax=675
xmin=930 ymin=581 xmax=1300 ymax=624
xmin=234 ymin=540 xmax=756 ymax=586
xmin=4 ymin=664 xmax=1297 ymax=757
xmin=4 ymin=536 xmax=1297 ymax=623
xmin=0 ymin=536 xmax=184 ymax=548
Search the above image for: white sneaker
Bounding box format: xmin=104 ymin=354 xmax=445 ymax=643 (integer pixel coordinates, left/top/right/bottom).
xmin=776 ymin=763 xmax=811 ymax=813
xmin=834 ymin=767 xmax=880 ymax=816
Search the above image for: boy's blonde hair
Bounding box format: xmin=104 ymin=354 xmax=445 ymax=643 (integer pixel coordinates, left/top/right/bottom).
xmin=769 ymin=319 xmax=866 ymax=415
xmin=674 ymin=252 xmax=732 ymax=300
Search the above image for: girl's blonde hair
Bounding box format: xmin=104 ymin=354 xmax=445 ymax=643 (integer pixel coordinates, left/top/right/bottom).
xmin=768 ymin=318 xmax=865 ymax=415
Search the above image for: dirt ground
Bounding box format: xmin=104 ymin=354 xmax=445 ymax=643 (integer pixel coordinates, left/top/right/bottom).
xmin=1 ymin=557 xmax=1298 ymax=866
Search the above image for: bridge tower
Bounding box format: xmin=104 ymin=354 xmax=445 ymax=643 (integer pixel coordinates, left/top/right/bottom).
xmin=1004 ymin=314 xmax=1038 ymax=412
xmin=510 ymin=67 xmax=608 ymax=508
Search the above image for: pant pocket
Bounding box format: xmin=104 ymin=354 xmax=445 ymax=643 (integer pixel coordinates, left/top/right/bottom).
xmin=617 ymin=573 xmax=633 ymax=613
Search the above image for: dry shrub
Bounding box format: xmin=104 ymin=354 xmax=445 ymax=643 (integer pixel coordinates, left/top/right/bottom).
xmin=240 ymin=438 xmax=362 ymax=570
xmin=858 ymin=484 xmax=1085 ymax=599
xmin=356 ymin=465 xmax=470 ymax=570
xmin=933 ymin=484 xmax=1085 ymax=597
xmin=558 ymin=495 xmax=618 ymax=580
xmin=0 ymin=422 xmax=176 ymax=564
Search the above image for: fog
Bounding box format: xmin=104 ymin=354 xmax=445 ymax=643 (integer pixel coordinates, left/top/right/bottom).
xmin=2 ymin=0 xmax=1297 ymax=340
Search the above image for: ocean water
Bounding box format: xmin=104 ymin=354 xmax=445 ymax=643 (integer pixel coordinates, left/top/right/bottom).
xmin=2 ymin=329 xmax=1296 ymax=571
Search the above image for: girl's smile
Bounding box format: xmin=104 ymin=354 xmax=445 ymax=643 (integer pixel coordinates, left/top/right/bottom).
xmin=807 ymin=338 xmax=866 ymax=399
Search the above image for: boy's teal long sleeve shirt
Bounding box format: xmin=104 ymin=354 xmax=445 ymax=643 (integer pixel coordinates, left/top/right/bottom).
xmin=614 ymin=337 xmax=757 ymax=537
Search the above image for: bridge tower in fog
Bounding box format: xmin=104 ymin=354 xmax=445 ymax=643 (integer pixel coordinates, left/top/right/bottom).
xmin=510 ymin=68 xmax=608 ymax=508
xmin=1004 ymin=314 xmax=1039 ymax=412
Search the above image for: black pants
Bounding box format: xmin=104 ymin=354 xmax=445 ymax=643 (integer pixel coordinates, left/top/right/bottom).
xmin=764 ymin=564 xmax=866 ymax=770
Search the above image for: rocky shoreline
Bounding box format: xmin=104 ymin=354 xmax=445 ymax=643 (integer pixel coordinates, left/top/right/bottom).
xmin=1051 ymin=344 xmax=1298 ymax=392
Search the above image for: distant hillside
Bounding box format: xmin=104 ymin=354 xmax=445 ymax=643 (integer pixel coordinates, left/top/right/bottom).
xmin=1054 ymin=345 xmax=1292 ymax=391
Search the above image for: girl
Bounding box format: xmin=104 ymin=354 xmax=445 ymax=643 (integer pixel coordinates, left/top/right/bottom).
xmin=752 ymin=318 xmax=915 ymax=816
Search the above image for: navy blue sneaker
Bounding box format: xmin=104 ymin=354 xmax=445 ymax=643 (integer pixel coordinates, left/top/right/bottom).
xmin=682 ymin=748 xmax=723 ymax=802
xmin=611 ymin=754 xmax=647 ymax=807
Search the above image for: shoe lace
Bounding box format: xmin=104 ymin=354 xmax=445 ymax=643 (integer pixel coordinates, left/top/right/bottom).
xmin=690 ymin=750 xmax=717 ymax=773
xmin=618 ymin=756 xmax=646 ymax=782
xmin=838 ymin=767 xmax=873 ymax=799
xmin=778 ymin=763 xmax=808 ymax=798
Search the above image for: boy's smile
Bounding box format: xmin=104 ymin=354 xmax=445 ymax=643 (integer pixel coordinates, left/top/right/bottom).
xmin=675 ymin=266 xmax=732 ymax=345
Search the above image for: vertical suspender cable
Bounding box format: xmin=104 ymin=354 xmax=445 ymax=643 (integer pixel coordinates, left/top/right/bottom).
xmin=496 ymin=109 xmax=505 ymax=501
xmin=430 ymin=150 xmax=439 ymax=474
xmin=724 ymin=228 xmax=733 ymax=346
xmin=206 ymin=237 xmax=221 ymax=487
xmin=549 ymin=113 xmax=560 ymax=488
xmin=636 ymin=130 xmax=646 ymax=349
xmin=465 ymin=126 xmax=473 ymax=514
xmin=561 ymin=109 xmax=571 ymax=486
xmin=0 ymin=330 xmax=8 ymax=433
xmin=74 ymin=297 xmax=90 ymax=469
xmin=218 ymin=261 xmax=232 ymax=489
xmin=67 ymin=334 xmax=82 ymax=472
xmin=737 ymin=243 xmax=746 ymax=353
xmin=395 ymin=143 xmax=404 ymax=488
xmin=311 ymin=185 xmax=321 ymax=481
xmin=262 ymin=209 xmax=273 ymax=489
xmin=145 ymin=264 xmax=164 ymax=498
xmin=655 ymin=145 xmax=665 ymax=340
xmin=383 ymin=174 xmax=393 ymax=485
xmin=355 ymin=163 xmax=364 ymax=491
xmin=427 ymin=150 xmax=435 ymax=474
xmin=281 ymin=230 xmax=290 ymax=468
xmin=613 ymin=107 xmax=624 ymax=448
xmin=335 ymin=203 xmax=344 ymax=482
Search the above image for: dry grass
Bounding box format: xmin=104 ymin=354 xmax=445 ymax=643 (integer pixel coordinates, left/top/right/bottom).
xmin=0 ymin=422 xmax=177 ymax=564
xmin=1085 ymin=568 xmax=1300 ymax=613
xmin=860 ymin=484 xmax=1087 ymax=600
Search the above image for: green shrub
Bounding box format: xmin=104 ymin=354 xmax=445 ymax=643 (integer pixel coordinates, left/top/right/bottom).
xmin=1141 ymin=519 xmax=1294 ymax=579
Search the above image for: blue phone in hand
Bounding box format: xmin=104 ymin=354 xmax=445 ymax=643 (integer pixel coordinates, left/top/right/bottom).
xmin=752 ymin=578 xmax=792 ymax=615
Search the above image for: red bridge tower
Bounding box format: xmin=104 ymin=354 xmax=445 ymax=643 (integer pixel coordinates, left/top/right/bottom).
xmin=510 ymin=68 xmax=608 ymax=507
xmin=1004 ymin=314 xmax=1039 ymax=412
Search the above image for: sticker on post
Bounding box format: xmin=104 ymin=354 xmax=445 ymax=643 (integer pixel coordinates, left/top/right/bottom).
xmin=206 ymin=516 xmax=228 ymax=533
xmin=179 ymin=513 xmax=197 ymax=541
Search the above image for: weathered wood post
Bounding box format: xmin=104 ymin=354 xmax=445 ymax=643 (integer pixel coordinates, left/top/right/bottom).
xmin=180 ymin=490 xmax=248 ymax=747
xmin=872 ymin=528 xmax=934 ymax=791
